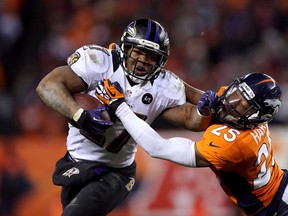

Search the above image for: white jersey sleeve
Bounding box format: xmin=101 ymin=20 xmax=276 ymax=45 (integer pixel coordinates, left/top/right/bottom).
xmin=67 ymin=45 xmax=113 ymax=86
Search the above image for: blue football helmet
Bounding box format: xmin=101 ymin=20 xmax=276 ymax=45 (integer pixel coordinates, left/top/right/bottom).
xmin=120 ymin=19 xmax=170 ymax=83
xmin=215 ymin=73 xmax=282 ymax=129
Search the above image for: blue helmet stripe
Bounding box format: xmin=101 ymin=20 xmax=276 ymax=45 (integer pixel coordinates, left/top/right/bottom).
xmin=154 ymin=25 xmax=159 ymax=43
xmin=145 ymin=20 xmax=152 ymax=40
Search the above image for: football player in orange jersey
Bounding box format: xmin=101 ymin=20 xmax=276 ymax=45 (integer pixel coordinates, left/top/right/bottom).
xmin=96 ymin=72 xmax=288 ymax=216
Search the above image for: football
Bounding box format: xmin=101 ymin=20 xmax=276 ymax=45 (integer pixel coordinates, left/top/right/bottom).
xmin=72 ymin=93 xmax=102 ymax=109
xmin=67 ymin=93 xmax=111 ymax=127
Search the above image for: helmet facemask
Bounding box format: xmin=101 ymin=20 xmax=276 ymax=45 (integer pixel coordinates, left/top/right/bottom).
xmin=121 ymin=45 xmax=166 ymax=83
xmin=215 ymin=73 xmax=282 ymax=129
xmin=119 ymin=19 xmax=170 ymax=84
xmin=216 ymin=80 xmax=264 ymax=129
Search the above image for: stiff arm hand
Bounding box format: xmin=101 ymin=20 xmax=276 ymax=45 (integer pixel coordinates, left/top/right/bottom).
xmin=95 ymin=79 xmax=125 ymax=110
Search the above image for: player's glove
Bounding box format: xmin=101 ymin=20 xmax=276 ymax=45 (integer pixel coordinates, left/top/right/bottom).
xmin=198 ymin=90 xmax=218 ymax=116
xmin=95 ymin=79 xmax=125 ymax=111
xmin=73 ymin=106 xmax=113 ymax=140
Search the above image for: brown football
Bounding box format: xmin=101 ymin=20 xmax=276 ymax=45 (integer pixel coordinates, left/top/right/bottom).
xmin=67 ymin=93 xmax=111 ymax=127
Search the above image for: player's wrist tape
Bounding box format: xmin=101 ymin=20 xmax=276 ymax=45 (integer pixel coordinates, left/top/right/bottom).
xmin=197 ymin=107 xmax=213 ymax=117
xmin=73 ymin=108 xmax=85 ymax=122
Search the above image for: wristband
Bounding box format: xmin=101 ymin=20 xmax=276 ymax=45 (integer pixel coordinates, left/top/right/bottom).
xmin=198 ymin=108 xmax=212 ymax=117
xmin=73 ymin=108 xmax=84 ymax=122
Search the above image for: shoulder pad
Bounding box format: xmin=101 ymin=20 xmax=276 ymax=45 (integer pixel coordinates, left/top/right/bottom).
xmin=156 ymin=70 xmax=185 ymax=100
xmin=68 ymin=45 xmax=112 ymax=74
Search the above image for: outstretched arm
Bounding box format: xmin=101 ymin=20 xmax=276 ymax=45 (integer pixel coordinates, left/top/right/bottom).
xmin=116 ymin=102 xmax=197 ymax=167
xmin=95 ymin=79 xmax=211 ymax=167
xmin=161 ymin=102 xmax=213 ymax=131
xmin=184 ymin=81 xmax=204 ymax=105
xmin=160 ymin=81 xmax=216 ymax=131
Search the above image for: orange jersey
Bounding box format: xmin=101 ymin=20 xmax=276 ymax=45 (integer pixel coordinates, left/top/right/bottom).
xmin=196 ymin=123 xmax=284 ymax=215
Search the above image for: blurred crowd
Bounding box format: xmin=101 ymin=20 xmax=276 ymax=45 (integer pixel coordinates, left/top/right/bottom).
xmin=1 ymin=0 xmax=288 ymax=135
xmin=1 ymin=1 xmax=288 ymax=215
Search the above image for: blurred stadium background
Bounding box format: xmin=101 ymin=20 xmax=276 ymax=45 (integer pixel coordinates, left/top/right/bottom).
xmin=0 ymin=0 xmax=288 ymax=215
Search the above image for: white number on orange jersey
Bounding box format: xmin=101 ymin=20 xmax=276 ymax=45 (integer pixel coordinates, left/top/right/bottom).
xmin=211 ymin=126 xmax=240 ymax=142
xmin=211 ymin=125 xmax=274 ymax=190
xmin=253 ymin=143 xmax=271 ymax=189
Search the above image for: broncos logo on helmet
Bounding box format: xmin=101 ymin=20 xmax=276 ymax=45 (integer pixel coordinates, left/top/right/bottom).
xmin=263 ymin=98 xmax=282 ymax=118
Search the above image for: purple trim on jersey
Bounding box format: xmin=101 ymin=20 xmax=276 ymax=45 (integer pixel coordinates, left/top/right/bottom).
xmin=145 ymin=20 xmax=152 ymax=40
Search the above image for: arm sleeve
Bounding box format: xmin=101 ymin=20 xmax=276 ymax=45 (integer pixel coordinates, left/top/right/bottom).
xmin=116 ymin=103 xmax=197 ymax=167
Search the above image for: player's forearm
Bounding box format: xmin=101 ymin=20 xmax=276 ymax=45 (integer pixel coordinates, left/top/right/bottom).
xmin=162 ymin=103 xmax=213 ymax=131
xmin=116 ymin=103 xmax=196 ymax=167
xmin=37 ymin=81 xmax=80 ymax=118
xmin=36 ymin=74 xmax=81 ymax=119
xmin=190 ymin=105 xmax=214 ymax=131
xmin=184 ymin=82 xmax=204 ymax=105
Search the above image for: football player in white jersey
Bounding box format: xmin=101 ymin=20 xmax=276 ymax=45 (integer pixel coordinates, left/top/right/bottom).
xmin=36 ymin=19 xmax=214 ymax=216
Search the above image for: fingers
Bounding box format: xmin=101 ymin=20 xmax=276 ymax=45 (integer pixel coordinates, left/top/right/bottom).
xmin=90 ymin=107 xmax=113 ymax=126
xmin=95 ymin=120 xmax=113 ymax=127
xmin=95 ymin=81 xmax=111 ymax=105
xmin=95 ymin=79 xmax=124 ymax=106
xmin=103 ymin=79 xmax=124 ymax=99
xmin=96 ymin=105 xmax=107 ymax=112
xmin=198 ymin=90 xmax=218 ymax=116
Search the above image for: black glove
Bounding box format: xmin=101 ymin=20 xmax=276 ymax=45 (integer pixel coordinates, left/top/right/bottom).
xmin=95 ymin=79 xmax=125 ymax=111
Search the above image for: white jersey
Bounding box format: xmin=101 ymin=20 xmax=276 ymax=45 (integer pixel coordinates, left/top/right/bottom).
xmin=66 ymin=44 xmax=186 ymax=168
